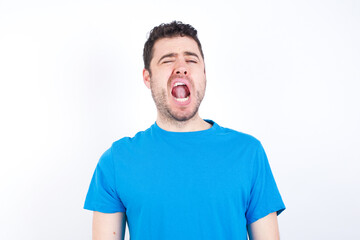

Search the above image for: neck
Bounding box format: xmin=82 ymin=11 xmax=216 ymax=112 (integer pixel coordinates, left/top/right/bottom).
xmin=156 ymin=113 xmax=212 ymax=132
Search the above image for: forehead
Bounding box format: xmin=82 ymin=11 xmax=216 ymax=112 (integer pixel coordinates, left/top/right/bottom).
xmin=152 ymin=36 xmax=202 ymax=60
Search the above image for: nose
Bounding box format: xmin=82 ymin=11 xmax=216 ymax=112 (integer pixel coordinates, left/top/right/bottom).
xmin=174 ymin=62 xmax=188 ymax=75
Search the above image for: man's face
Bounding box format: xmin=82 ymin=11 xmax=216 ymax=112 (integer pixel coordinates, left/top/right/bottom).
xmin=143 ymin=36 xmax=206 ymax=122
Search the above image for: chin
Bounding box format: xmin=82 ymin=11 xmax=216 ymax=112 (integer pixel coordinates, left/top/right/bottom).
xmin=168 ymin=108 xmax=198 ymax=122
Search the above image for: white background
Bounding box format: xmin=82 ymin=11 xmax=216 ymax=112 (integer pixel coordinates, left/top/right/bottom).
xmin=1 ymin=0 xmax=359 ymax=239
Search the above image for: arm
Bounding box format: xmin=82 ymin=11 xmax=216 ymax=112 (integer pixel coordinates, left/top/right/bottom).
xmin=247 ymin=212 xmax=280 ymax=240
xmin=92 ymin=211 xmax=126 ymax=240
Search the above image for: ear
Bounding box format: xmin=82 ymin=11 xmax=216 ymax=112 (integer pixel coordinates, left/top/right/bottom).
xmin=143 ymin=68 xmax=151 ymax=89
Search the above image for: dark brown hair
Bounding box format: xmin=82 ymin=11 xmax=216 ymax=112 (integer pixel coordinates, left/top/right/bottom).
xmin=143 ymin=21 xmax=204 ymax=73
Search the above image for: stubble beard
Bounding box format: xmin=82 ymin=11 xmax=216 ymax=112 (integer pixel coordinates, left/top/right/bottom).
xmin=150 ymin=83 xmax=205 ymax=124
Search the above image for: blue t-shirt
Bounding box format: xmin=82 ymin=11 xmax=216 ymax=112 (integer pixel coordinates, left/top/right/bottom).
xmin=84 ymin=120 xmax=285 ymax=239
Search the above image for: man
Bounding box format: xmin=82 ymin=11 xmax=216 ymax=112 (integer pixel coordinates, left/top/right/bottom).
xmin=84 ymin=21 xmax=285 ymax=240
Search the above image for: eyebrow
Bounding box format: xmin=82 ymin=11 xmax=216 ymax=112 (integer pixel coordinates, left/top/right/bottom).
xmin=184 ymin=51 xmax=200 ymax=60
xmin=157 ymin=53 xmax=177 ymax=64
xmin=157 ymin=51 xmax=200 ymax=64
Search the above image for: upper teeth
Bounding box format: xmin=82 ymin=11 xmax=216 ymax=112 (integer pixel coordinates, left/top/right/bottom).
xmin=174 ymin=82 xmax=186 ymax=87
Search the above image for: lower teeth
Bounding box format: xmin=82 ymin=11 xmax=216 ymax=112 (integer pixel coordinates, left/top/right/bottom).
xmin=175 ymin=96 xmax=189 ymax=102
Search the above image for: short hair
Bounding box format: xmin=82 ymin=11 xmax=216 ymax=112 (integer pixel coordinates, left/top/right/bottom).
xmin=143 ymin=21 xmax=204 ymax=73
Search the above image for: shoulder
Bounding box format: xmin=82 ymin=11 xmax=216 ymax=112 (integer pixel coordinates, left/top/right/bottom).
xmin=110 ymin=126 xmax=153 ymax=154
xmin=216 ymin=124 xmax=262 ymax=148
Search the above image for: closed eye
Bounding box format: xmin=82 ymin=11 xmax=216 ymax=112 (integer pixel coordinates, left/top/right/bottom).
xmin=186 ymin=60 xmax=197 ymax=63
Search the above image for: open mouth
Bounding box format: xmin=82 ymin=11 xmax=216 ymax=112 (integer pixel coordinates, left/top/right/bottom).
xmin=171 ymin=82 xmax=191 ymax=102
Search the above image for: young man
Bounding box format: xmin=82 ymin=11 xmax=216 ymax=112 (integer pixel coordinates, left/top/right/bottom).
xmin=84 ymin=21 xmax=285 ymax=240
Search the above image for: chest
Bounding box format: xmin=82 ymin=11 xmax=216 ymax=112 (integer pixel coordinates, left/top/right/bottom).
xmin=115 ymin=147 xmax=253 ymax=217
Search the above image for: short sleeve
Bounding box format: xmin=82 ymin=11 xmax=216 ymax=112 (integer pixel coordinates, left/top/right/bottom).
xmin=83 ymin=147 xmax=126 ymax=213
xmin=245 ymin=142 xmax=285 ymax=225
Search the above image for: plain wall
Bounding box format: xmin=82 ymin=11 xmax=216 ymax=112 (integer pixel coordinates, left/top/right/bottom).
xmin=1 ymin=0 xmax=359 ymax=239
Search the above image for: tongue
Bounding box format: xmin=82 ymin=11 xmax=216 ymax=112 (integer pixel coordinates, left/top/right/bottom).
xmin=171 ymin=85 xmax=190 ymax=98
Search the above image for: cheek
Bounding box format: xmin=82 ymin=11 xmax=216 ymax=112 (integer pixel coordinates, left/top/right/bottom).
xmin=153 ymin=68 xmax=172 ymax=81
xmin=193 ymin=72 xmax=206 ymax=88
xmin=151 ymin=75 xmax=172 ymax=92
